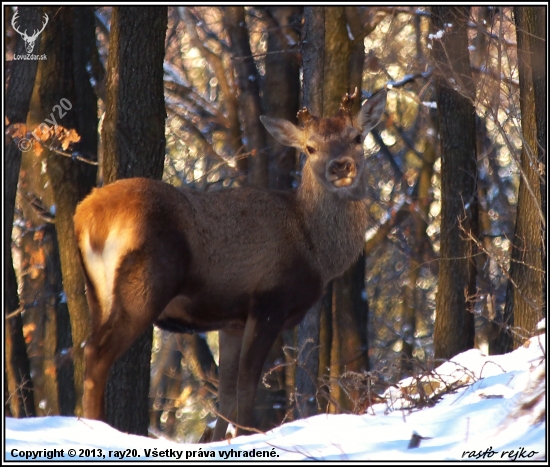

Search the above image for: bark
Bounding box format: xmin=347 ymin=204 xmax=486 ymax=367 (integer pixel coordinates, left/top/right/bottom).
xmin=19 ymin=225 xmax=60 ymax=416
xmin=294 ymin=7 xmax=325 ymax=420
xmin=529 ymin=8 xmax=546 ymax=321
xmin=101 ymin=6 xmax=167 ymax=435
xmin=401 ymin=141 xmax=436 ymax=375
xmin=296 ymin=6 xmax=371 ymax=417
xmin=317 ymin=283 xmax=333 ymax=413
xmin=5 ymin=5 xmax=41 ymax=418
xmin=263 ymin=6 xmax=302 ymax=190
xmin=259 ymin=5 xmax=303 ymax=427
xmin=329 ymin=253 xmax=369 ymax=413
xmin=498 ymin=7 xmax=544 ymax=351
xmin=432 ymin=6 xmax=477 ymax=360
xmin=36 ymin=6 xmax=98 ymax=416
xmin=326 ymin=6 xmax=371 ymax=412
xmin=224 ymin=7 xmax=268 ymax=187
xmin=45 ymin=224 xmax=75 ymax=415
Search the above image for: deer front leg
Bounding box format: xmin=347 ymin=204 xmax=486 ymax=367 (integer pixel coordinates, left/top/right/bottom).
xmin=212 ymin=328 xmax=243 ymax=441
xmin=235 ymin=313 xmax=282 ymax=437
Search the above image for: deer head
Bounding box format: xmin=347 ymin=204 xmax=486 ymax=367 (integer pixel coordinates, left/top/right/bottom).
xmin=261 ymin=88 xmax=387 ymax=199
xmin=12 ymin=11 xmax=49 ymax=54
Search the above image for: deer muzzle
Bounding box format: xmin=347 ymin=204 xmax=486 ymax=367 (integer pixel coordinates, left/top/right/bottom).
xmin=327 ymin=157 xmax=357 ymax=187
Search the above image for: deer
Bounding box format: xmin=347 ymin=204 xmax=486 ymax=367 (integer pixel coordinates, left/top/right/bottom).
xmin=74 ymin=88 xmax=387 ymax=441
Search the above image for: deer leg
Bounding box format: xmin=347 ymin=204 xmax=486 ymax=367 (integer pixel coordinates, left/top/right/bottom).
xmin=211 ymin=329 xmax=243 ymax=441
xmin=82 ymin=313 xmax=129 ymax=420
xmin=80 ymin=266 xmax=112 ymax=421
xmin=82 ymin=248 xmax=177 ymax=421
xmin=234 ymin=313 xmax=283 ymax=437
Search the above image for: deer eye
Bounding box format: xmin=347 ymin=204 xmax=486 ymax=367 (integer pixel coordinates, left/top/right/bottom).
xmin=353 ymin=134 xmax=362 ymax=145
xmin=306 ymin=146 xmax=317 ymax=155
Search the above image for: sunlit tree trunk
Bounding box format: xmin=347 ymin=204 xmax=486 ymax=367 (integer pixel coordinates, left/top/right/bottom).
xmin=401 ymin=141 xmax=436 ymax=375
xmin=296 ymin=5 xmax=371 ymax=417
xmin=498 ymin=7 xmax=544 ymax=351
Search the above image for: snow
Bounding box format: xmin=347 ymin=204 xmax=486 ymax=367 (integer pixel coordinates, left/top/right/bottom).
xmin=5 ymin=334 xmax=546 ymax=462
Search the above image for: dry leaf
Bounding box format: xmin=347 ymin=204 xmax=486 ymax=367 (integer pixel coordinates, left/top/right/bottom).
xmin=60 ymin=127 xmax=81 ymax=150
xmin=6 ymin=122 xmax=28 ymax=140
xmin=32 ymin=124 xmax=54 ymax=142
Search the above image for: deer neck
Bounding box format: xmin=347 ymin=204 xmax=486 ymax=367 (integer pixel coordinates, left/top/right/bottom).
xmin=296 ymin=163 xmax=368 ymax=283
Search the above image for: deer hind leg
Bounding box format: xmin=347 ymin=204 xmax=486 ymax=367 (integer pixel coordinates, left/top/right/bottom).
xmin=212 ymin=328 xmax=243 ymax=441
xmin=82 ymin=248 xmax=178 ymax=421
xmin=82 ymin=294 xmax=155 ymax=421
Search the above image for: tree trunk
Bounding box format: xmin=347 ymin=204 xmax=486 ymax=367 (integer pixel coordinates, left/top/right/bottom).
xmin=224 ymin=7 xmax=268 ymax=188
xmin=101 ymin=6 xmax=167 ymax=435
xmin=36 ymin=6 xmax=98 ymax=417
xmin=401 ymin=141 xmax=436 ymax=375
xmin=45 ymin=224 xmax=76 ymax=415
xmin=260 ymin=5 xmax=303 ymax=427
xmin=498 ymin=7 xmax=544 ymax=351
xmin=432 ymin=6 xmax=477 ymax=360
xmin=263 ymin=6 xmax=302 ymax=191
xmin=293 ymin=6 xmax=325 ymax=420
xmin=296 ymin=5 xmax=369 ymax=417
xmin=531 ymin=9 xmax=546 ymax=323
xmin=5 ymin=5 xmax=42 ymax=418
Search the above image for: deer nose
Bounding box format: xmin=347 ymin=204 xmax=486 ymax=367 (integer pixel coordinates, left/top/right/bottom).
xmin=328 ymin=158 xmax=356 ymax=178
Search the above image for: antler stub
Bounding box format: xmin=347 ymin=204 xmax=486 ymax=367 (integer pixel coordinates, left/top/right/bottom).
xmin=339 ymin=87 xmax=359 ymax=114
xmin=297 ymin=107 xmax=315 ymax=126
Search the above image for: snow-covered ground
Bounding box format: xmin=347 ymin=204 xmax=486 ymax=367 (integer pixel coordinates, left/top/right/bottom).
xmin=6 ymin=333 xmax=546 ymax=462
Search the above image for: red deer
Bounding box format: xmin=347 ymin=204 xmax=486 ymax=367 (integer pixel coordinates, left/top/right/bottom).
xmin=74 ymin=89 xmax=387 ymax=441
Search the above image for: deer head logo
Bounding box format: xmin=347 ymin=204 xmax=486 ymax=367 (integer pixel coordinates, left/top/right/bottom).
xmin=11 ymin=11 xmax=49 ymax=54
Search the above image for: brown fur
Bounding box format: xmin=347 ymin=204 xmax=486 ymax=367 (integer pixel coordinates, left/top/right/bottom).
xmin=74 ymin=90 xmax=387 ymax=440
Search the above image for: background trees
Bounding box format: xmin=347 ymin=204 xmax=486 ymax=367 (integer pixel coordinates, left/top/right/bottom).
xmin=5 ymin=6 xmax=545 ymax=441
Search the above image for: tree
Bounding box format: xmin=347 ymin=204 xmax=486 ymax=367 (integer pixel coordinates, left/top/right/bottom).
xmin=498 ymin=7 xmax=544 ymax=351
xmin=432 ymin=7 xmax=477 ymax=360
xmin=35 ymin=5 xmax=99 ymax=415
xmin=295 ymin=6 xmax=375 ymax=417
xmin=224 ymin=7 xmax=268 ymax=188
xmin=5 ymin=5 xmax=41 ymax=418
xmin=101 ymin=6 xmax=168 ymax=435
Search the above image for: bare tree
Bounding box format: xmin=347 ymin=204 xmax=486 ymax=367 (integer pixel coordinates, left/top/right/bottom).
xmin=498 ymin=7 xmax=544 ymax=351
xmin=432 ymin=6 xmax=477 ymax=360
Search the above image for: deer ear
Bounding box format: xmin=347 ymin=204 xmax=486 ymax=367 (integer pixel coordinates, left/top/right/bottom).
xmin=355 ymin=90 xmax=387 ymax=135
xmin=260 ymin=116 xmax=304 ymax=150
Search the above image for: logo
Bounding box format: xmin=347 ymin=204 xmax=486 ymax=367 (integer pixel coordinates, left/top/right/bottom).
xmin=12 ymin=10 xmax=49 ymax=54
